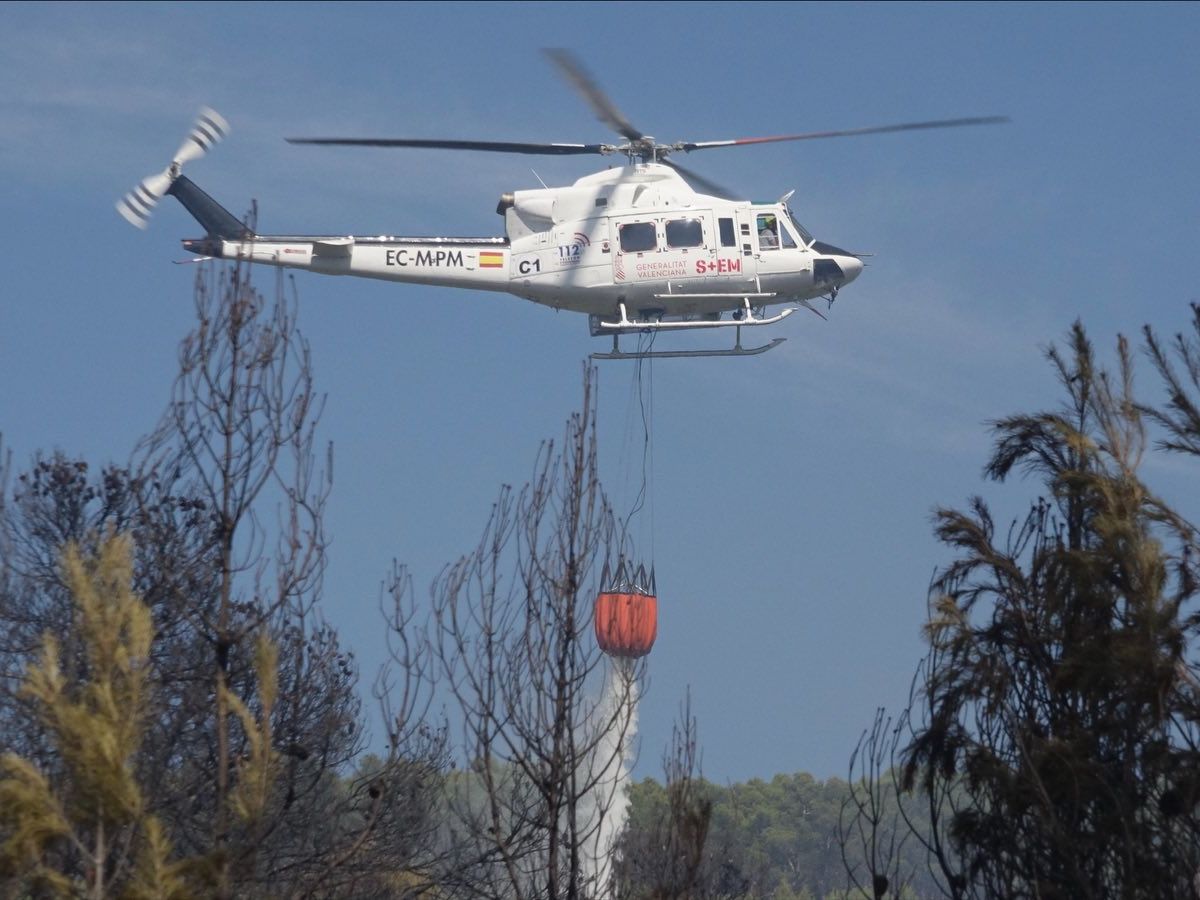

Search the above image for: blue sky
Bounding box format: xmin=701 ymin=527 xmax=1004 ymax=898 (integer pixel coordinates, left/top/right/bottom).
xmin=2 ymin=2 xmax=1197 ymax=782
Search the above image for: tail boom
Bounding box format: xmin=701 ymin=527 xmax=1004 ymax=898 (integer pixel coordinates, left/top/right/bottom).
xmin=186 ymin=232 xmax=514 ymax=292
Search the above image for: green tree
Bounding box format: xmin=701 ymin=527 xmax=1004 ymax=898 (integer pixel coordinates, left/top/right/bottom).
xmin=0 ymin=534 xmax=279 ymax=899
xmin=612 ymin=699 xmax=749 ymax=900
xmin=617 ymin=762 xmax=938 ymax=899
xmin=0 ymin=533 xmax=170 ymax=897
xmin=892 ymin=317 xmax=1200 ymax=898
xmin=0 ymin=540 xmax=211 ymax=897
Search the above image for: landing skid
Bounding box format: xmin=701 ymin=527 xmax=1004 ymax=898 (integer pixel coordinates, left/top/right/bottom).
xmin=590 ymin=298 xmax=792 ymax=360
xmin=591 ymin=336 xmax=786 ymax=361
xmin=595 ymin=299 xmax=795 ymax=333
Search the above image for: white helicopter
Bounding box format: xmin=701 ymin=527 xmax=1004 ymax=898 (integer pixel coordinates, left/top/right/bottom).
xmin=119 ymin=51 xmax=1005 ymax=360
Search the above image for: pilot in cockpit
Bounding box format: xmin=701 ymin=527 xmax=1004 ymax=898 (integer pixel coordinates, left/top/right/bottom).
xmin=758 ymin=215 xmax=779 ymax=249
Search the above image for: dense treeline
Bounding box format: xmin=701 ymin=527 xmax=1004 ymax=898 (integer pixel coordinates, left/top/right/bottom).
xmin=619 ymin=770 xmax=937 ymax=900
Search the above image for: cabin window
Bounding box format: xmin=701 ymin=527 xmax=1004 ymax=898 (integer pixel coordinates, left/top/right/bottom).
xmin=780 ymin=222 xmax=798 ymax=249
xmin=718 ymin=218 xmax=736 ymax=247
xmin=665 ymin=218 xmax=704 ymax=249
xmin=619 ymin=222 xmax=657 ymax=253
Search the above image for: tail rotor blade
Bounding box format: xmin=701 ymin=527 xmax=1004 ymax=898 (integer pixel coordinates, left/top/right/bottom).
xmin=118 ymin=107 xmax=228 ymax=229
xmin=116 ymin=167 xmax=173 ymax=229
xmin=172 ymin=107 xmax=230 ymax=166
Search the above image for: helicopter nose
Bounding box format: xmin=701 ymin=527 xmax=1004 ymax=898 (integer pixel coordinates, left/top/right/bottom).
xmin=811 ymin=240 xmax=863 ymax=287
xmin=839 ymin=254 xmax=863 ymax=284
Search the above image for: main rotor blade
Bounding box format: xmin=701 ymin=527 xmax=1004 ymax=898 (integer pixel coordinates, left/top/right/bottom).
xmin=676 ymin=116 xmax=1010 ymax=152
xmin=286 ymin=137 xmax=608 ymax=156
xmin=661 ymin=159 xmax=741 ymax=201
xmin=544 ymin=48 xmax=645 ymax=142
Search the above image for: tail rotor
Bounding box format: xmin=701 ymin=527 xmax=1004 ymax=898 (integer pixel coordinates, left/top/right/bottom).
xmin=117 ymin=107 xmax=229 ymax=229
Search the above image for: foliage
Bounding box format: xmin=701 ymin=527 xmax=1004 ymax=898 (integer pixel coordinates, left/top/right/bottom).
xmin=0 ymin=534 xmax=198 ymax=898
xmin=621 ymin=766 xmax=939 ymax=900
xmin=0 ymin=260 xmax=443 ymax=898
xmin=612 ymin=699 xmax=725 ymax=900
xmin=850 ymin=308 xmax=1200 ymax=899
xmin=34 ymin=262 xmax=1200 ymax=900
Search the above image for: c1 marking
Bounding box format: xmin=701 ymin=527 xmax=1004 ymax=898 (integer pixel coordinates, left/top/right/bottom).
xmin=518 ymin=258 xmax=541 ymax=275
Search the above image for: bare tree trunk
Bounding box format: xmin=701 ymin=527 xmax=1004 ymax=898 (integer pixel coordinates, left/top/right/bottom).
xmin=140 ymin=255 xmax=329 ymax=897
xmin=837 ymin=708 xmax=915 ymax=900
xmin=396 ymin=367 xmax=643 ymax=900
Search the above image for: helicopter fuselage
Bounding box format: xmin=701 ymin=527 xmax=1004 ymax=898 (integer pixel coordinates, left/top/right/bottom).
xmin=183 ymin=164 xmax=862 ymax=330
xmin=126 ymin=58 xmax=1002 ymax=358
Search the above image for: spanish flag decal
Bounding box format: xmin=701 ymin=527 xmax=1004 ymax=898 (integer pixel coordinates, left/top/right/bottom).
xmin=479 ymin=251 xmax=504 ymax=268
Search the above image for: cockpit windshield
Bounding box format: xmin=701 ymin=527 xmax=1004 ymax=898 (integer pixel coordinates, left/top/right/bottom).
xmin=785 ymin=207 xmax=814 ymax=247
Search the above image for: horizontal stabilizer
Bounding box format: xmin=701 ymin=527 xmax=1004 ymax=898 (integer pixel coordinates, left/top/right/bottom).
xmin=313 ymin=238 xmax=354 ymax=258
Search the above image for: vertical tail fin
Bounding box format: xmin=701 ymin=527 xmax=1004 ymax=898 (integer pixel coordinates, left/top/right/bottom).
xmin=167 ymin=176 xmax=254 ymax=240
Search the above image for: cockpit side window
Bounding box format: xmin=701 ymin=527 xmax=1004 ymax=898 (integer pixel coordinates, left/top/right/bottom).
xmin=619 ymin=222 xmax=658 ymax=253
xmin=757 ymin=214 xmax=779 ymax=251
xmin=786 ymin=209 xmax=814 ymax=246
xmin=780 ymin=222 xmax=797 ymax=249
